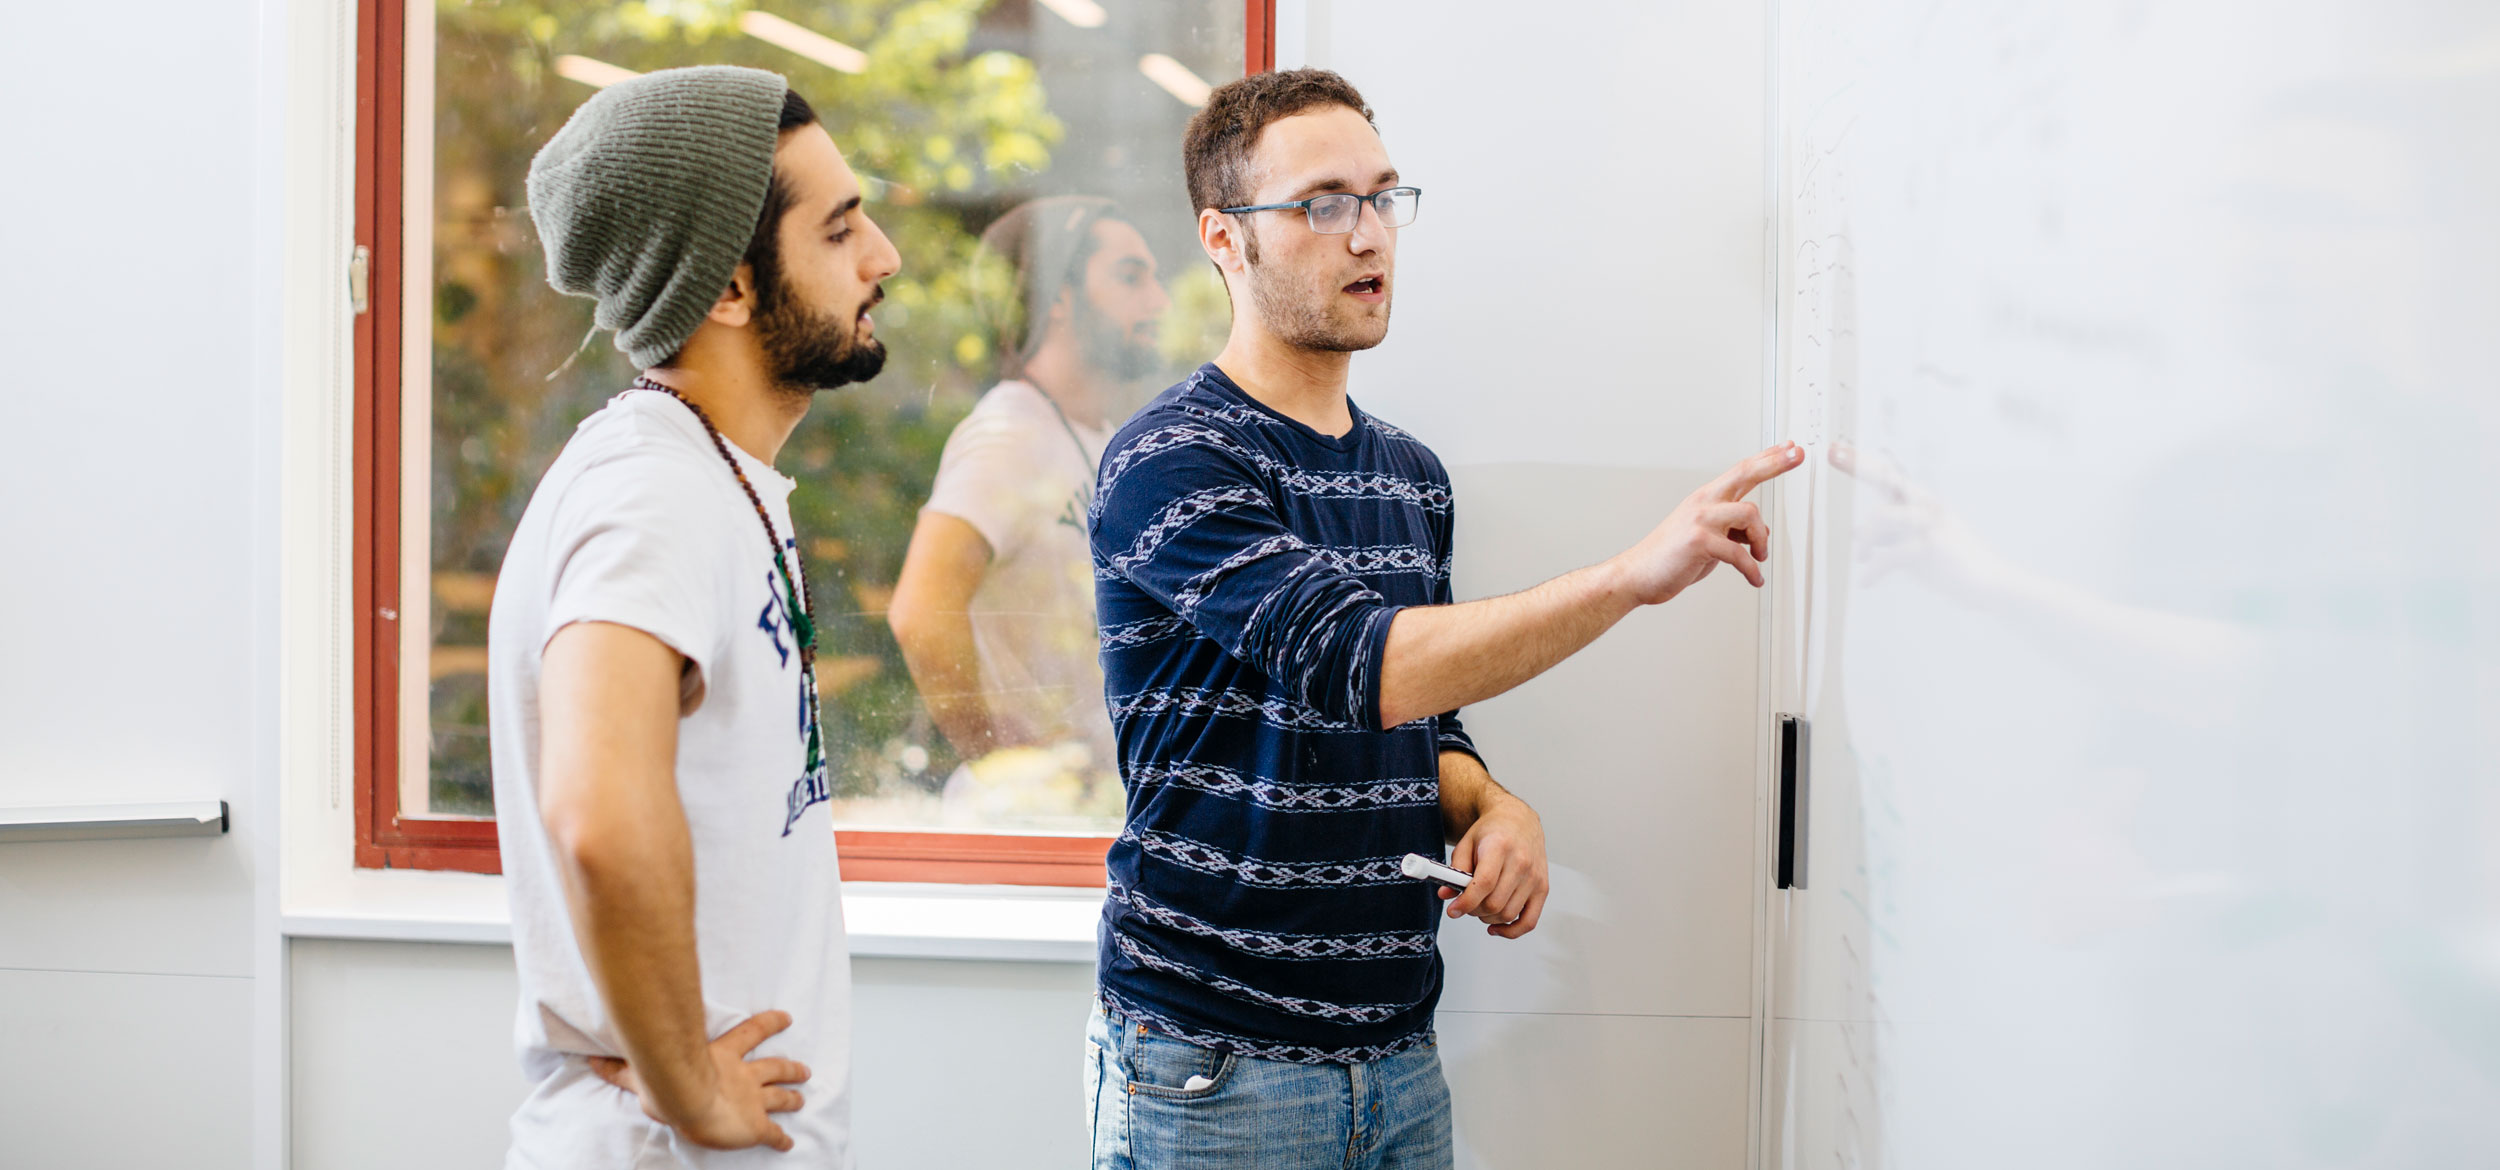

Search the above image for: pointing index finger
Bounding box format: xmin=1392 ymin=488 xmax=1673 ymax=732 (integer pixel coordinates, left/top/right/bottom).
xmin=1711 ymin=443 xmax=1804 ymax=501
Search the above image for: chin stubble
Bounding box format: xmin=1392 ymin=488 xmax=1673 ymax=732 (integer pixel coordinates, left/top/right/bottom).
xmin=1245 ymin=258 xmax=1388 ymax=354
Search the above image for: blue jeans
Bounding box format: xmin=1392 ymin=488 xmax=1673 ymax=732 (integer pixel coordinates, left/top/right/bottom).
xmin=1085 ymin=1002 xmax=1453 ymax=1170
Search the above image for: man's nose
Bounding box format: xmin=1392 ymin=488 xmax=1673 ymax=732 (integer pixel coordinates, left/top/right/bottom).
xmin=1346 ymin=199 xmax=1392 ymax=253
xmin=863 ymin=214 xmax=902 ymax=282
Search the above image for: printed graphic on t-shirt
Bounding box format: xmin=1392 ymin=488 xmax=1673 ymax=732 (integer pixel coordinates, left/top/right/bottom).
xmin=761 ymin=557 xmax=831 ymax=837
xmin=757 ymin=571 xmax=794 ymax=667
xmin=783 ymin=767 xmax=830 ymax=836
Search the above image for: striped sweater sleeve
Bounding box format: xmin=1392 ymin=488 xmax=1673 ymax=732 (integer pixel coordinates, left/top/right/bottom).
xmin=1091 ymin=425 xmax=1400 ymax=729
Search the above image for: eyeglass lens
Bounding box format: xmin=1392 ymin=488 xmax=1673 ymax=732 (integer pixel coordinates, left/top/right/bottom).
xmin=1308 ymin=188 xmax=1419 ymax=233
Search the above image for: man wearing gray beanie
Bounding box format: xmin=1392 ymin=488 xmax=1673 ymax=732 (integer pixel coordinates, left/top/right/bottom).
xmin=487 ymin=64 xmax=899 ymax=1169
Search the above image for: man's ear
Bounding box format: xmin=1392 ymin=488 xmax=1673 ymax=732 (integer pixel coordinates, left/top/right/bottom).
xmin=1045 ymin=284 xmax=1077 ymax=331
xmin=1198 ymin=208 xmax=1247 ymax=277
xmin=708 ymin=262 xmax=760 ymax=328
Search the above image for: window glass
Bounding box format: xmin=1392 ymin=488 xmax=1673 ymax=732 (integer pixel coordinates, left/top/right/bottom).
xmin=401 ymin=0 xmax=1243 ymax=834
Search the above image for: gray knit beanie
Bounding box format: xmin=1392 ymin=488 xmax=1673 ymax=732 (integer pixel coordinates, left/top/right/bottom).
xmin=527 ymin=65 xmax=790 ymax=369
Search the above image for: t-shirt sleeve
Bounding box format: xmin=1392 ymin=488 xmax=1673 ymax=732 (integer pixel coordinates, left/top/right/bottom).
xmin=1090 ymin=419 xmax=1400 ymax=729
xmin=921 ymin=406 xmax=1055 ymax=562
xmin=541 ymin=450 xmax=735 ymax=702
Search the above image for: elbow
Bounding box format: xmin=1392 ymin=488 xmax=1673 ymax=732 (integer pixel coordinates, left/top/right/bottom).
xmin=1375 ymin=686 xmax=1424 ymax=732
xmin=1269 ymin=597 xmax=1409 ymax=729
xmin=543 ymin=808 xmax=599 ymax=872
xmin=543 ymin=802 xmax=632 ymax=885
xmin=886 ymin=594 xmax=937 ymax=660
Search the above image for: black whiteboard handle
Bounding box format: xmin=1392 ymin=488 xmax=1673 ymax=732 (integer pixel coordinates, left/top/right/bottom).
xmin=1777 ymin=715 xmax=1810 ymax=890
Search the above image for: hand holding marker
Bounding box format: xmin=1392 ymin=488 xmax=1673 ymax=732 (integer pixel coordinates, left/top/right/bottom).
xmin=1401 ymin=852 xmax=1472 ymax=891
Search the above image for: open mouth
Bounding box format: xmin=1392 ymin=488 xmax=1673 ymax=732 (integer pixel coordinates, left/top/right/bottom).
xmin=1343 ymin=275 xmax=1384 ymax=297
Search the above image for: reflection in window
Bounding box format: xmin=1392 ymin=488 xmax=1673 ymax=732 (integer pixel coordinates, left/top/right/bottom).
xmin=403 ymin=0 xmax=1241 ymax=832
xmin=887 ymin=198 xmax=1165 ymax=829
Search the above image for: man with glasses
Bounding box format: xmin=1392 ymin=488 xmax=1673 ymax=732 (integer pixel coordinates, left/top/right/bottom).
xmin=1084 ymin=69 xmax=1800 ymax=1168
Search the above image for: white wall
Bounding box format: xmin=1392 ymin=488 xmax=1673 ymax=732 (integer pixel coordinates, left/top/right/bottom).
xmin=0 ymin=1 xmax=1778 ymax=1168
xmin=0 ymin=0 xmax=280 ymax=1163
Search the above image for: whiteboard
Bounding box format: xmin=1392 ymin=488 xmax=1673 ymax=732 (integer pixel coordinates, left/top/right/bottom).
xmin=1763 ymin=2 xmax=2500 ymax=1166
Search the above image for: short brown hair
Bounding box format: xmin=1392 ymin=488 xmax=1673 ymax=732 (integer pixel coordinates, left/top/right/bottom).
xmin=1183 ymin=68 xmax=1376 ymax=214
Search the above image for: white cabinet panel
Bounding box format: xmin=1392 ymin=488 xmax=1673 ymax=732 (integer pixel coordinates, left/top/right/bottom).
xmin=0 ymin=967 xmax=252 ymax=1170
xmin=850 ymin=958 xmax=1098 ymax=1170
xmin=1440 ymin=1011 xmax=1750 ymax=1170
xmin=289 ymin=939 xmax=525 ymax=1170
xmin=0 ymin=833 xmax=257 ymax=978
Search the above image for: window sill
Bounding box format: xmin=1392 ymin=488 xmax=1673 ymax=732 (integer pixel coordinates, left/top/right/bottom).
xmin=280 ymin=882 xmax=1102 ymax=962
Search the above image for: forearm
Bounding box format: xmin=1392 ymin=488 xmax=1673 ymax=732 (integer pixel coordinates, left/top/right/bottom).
xmin=559 ymin=818 xmax=716 ymax=1121
xmin=891 ymin=610 xmax=1001 ymax=757
xmin=1436 ymin=748 xmax=1511 ymax=843
xmin=890 ymin=513 xmax=1003 ymax=756
xmin=1435 ymin=748 xmax=1548 ymax=936
xmin=1378 ymin=560 xmax=1640 ymax=729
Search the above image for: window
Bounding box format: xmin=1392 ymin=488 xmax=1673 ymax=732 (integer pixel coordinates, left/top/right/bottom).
xmin=355 ymin=0 xmax=1275 ymax=881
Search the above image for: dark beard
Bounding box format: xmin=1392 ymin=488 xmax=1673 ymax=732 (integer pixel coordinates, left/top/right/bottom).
xmin=756 ymin=278 xmax=887 ymax=393
xmin=1073 ymin=297 xmax=1161 ymax=381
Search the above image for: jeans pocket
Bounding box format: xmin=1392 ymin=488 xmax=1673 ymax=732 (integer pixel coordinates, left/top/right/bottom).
xmin=1122 ymin=1024 xmax=1237 ymax=1100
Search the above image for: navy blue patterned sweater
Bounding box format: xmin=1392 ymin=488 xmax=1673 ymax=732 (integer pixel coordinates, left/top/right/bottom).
xmin=1089 ymin=363 xmax=1479 ymax=1063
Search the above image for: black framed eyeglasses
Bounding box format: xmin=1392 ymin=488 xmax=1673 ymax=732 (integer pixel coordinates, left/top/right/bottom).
xmin=1219 ymin=186 xmax=1422 ymax=234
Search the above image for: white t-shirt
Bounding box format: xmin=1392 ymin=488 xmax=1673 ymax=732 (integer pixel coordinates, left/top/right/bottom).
xmin=488 ymin=389 xmax=850 ymax=1170
xmin=921 ymin=380 xmax=1118 ymax=775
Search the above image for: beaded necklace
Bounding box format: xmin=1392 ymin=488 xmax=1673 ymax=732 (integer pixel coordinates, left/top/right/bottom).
xmin=629 ymin=377 xmax=826 ymax=781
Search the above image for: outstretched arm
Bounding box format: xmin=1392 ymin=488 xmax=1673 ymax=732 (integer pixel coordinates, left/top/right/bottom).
xmin=1376 ymin=442 xmax=1801 ymax=728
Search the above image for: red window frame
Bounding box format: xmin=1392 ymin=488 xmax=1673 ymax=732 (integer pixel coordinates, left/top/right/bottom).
xmin=351 ymin=0 xmax=1276 ymax=883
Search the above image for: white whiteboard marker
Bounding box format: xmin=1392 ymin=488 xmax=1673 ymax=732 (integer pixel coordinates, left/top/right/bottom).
xmin=1400 ymin=852 xmax=1473 ymax=890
